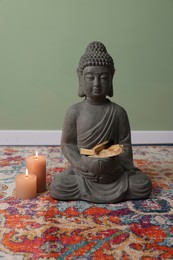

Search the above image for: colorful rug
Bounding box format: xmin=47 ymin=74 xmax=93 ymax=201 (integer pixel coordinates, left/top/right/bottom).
xmin=0 ymin=145 xmax=173 ymax=260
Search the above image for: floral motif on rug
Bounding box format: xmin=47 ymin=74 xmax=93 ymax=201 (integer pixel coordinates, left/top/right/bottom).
xmin=0 ymin=146 xmax=173 ymax=260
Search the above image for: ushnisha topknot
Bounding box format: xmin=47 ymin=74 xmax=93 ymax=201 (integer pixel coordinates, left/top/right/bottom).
xmin=78 ymin=41 xmax=115 ymax=75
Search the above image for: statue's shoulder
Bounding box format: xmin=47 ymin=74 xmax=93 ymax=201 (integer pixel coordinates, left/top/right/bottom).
xmin=65 ymin=102 xmax=84 ymax=117
xmin=111 ymin=101 xmax=127 ymax=114
xmin=67 ymin=101 xmax=83 ymax=110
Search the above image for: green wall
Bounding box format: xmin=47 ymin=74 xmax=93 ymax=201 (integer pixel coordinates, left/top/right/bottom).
xmin=0 ymin=0 xmax=173 ymax=130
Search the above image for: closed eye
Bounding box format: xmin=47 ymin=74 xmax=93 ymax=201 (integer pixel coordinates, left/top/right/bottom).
xmin=85 ymin=74 xmax=95 ymax=80
xmin=100 ymin=74 xmax=108 ymax=80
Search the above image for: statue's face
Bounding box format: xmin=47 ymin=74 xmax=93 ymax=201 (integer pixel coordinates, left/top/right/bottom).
xmin=82 ymin=66 xmax=112 ymax=100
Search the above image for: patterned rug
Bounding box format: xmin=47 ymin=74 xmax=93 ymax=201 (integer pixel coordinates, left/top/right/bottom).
xmin=0 ymin=145 xmax=173 ymax=260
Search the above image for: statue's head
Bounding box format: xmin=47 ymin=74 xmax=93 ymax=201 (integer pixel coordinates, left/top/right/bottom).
xmin=77 ymin=41 xmax=115 ymax=97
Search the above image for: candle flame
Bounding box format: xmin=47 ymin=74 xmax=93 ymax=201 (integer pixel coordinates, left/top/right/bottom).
xmin=25 ymin=168 xmax=28 ymax=177
xmin=35 ymin=150 xmax=38 ymax=160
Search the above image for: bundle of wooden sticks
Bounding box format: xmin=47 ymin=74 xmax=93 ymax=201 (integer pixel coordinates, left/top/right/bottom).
xmin=80 ymin=141 xmax=124 ymax=158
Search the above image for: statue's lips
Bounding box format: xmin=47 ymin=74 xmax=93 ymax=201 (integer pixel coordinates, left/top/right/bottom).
xmin=93 ymin=89 xmax=101 ymax=94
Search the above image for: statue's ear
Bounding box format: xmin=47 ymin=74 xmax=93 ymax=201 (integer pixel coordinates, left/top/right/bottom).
xmin=107 ymin=70 xmax=115 ymax=97
xmin=77 ymin=68 xmax=86 ymax=97
xmin=107 ymin=84 xmax=113 ymax=97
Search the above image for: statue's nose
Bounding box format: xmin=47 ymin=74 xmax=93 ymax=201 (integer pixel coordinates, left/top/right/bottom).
xmin=93 ymin=76 xmax=100 ymax=87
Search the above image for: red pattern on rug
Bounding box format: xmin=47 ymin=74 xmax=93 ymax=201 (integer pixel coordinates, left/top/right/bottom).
xmin=0 ymin=146 xmax=173 ymax=259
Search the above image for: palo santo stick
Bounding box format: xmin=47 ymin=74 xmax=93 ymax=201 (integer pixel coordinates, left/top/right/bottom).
xmin=90 ymin=144 xmax=124 ymax=158
xmin=80 ymin=148 xmax=96 ymax=156
xmin=80 ymin=140 xmax=109 ymax=156
xmin=92 ymin=140 xmax=109 ymax=153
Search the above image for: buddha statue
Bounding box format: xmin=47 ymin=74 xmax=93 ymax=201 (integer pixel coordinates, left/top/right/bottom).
xmin=50 ymin=41 xmax=152 ymax=203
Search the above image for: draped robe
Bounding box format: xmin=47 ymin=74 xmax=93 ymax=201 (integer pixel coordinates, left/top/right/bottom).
xmin=50 ymin=99 xmax=152 ymax=203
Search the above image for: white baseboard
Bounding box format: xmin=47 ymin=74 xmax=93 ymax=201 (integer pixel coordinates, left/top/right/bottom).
xmin=0 ymin=130 xmax=61 ymax=145
xmin=0 ymin=130 xmax=172 ymax=145
xmin=131 ymin=131 xmax=173 ymax=144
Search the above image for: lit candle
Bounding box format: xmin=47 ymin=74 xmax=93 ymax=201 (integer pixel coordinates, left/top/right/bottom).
xmin=16 ymin=169 xmax=37 ymax=199
xmin=26 ymin=151 xmax=46 ymax=193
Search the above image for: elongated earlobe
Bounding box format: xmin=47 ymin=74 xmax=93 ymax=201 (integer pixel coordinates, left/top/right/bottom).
xmin=107 ymin=84 xmax=113 ymax=97
xmin=107 ymin=70 xmax=115 ymax=97
xmin=77 ymin=69 xmax=86 ymax=97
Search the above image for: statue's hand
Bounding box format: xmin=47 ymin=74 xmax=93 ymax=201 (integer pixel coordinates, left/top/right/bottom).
xmin=70 ymin=156 xmax=98 ymax=181
xmin=75 ymin=163 xmax=88 ymax=172
xmin=76 ymin=169 xmax=98 ymax=182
